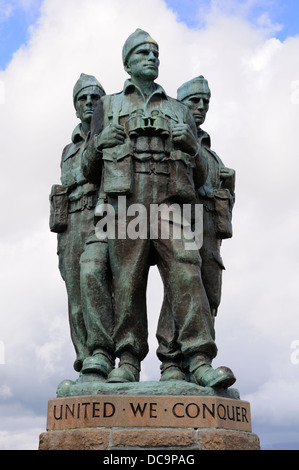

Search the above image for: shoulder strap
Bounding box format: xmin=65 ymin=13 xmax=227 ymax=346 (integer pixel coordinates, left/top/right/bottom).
xmin=110 ymin=93 xmax=123 ymax=125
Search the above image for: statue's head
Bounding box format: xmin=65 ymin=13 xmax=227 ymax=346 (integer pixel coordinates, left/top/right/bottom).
xmin=122 ymin=29 xmax=159 ymax=81
xmin=177 ymin=76 xmax=211 ymax=126
xmin=73 ymin=73 xmax=105 ymax=124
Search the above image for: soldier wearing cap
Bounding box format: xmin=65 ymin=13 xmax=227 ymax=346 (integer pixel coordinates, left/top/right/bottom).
xmin=50 ymin=74 xmax=114 ymax=376
xmin=82 ymin=30 xmax=234 ymax=387
xmin=157 ymin=76 xmax=236 ymax=385
xmin=178 ymin=76 xmax=235 ymax=318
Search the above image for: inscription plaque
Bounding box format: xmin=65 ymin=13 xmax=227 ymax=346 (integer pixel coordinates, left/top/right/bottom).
xmin=47 ymin=395 xmax=252 ymax=433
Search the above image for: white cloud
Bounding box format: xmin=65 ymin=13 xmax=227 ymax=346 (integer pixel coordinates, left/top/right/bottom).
xmin=0 ymin=0 xmax=42 ymax=23
xmin=248 ymin=37 xmax=282 ymax=71
xmin=0 ymin=0 xmax=298 ymax=450
xmin=0 ymin=403 xmax=45 ymax=450
xmin=244 ymin=378 xmax=299 ymax=426
xmin=0 ymin=1 xmax=14 ymax=22
xmin=0 ymin=385 xmax=12 ymax=398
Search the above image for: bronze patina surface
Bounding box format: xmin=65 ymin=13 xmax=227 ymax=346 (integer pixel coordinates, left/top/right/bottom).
xmin=50 ymin=30 xmax=237 ymax=398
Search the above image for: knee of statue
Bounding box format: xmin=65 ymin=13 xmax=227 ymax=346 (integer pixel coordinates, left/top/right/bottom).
xmin=79 ymin=248 xmax=91 ymax=267
xmin=178 ymin=265 xmax=202 ymax=288
xmin=80 ymin=243 xmax=109 ymax=282
xmin=80 ymin=245 xmax=99 ymax=273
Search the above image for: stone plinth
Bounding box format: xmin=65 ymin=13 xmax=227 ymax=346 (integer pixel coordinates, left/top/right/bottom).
xmin=39 ymin=384 xmax=260 ymax=450
xmin=39 ymin=427 xmax=260 ymax=451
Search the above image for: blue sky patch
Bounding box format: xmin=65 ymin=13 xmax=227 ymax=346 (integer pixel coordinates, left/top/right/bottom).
xmin=0 ymin=0 xmax=43 ymax=70
xmin=0 ymin=1 xmax=298 ymax=69
xmin=164 ymin=0 xmax=299 ymax=40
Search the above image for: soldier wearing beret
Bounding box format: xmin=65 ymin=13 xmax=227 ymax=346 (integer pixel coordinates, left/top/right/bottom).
xmin=157 ymin=76 xmax=236 ymax=384
xmin=50 ymin=74 xmax=114 ymax=376
xmin=82 ymin=31 xmax=235 ymax=388
xmin=178 ymin=76 xmax=235 ymax=318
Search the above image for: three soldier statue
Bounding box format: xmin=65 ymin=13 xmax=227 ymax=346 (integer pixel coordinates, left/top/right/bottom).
xmin=50 ymin=29 xmax=236 ymax=392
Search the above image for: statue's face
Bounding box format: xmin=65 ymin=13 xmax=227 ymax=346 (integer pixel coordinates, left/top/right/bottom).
xmin=125 ymin=43 xmax=160 ymax=81
xmin=183 ymin=92 xmax=210 ymax=126
xmin=75 ymin=86 xmax=103 ymax=123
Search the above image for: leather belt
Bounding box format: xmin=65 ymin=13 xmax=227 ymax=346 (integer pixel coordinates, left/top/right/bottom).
xmin=134 ymin=160 xmax=170 ymax=175
xmin=68 ymin=194 xmax=98 ymax=213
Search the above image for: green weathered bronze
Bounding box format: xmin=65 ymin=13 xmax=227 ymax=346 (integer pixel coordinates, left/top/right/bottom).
xmin=51 ymin=30 xmax=237 ymax=397
xmin=179 ymin=76 xmax=235 ymax=316
xmin=156 ymin=76 xmax=236 ymax=381
xmin=50 ymin=74 xmax=114 ymax=375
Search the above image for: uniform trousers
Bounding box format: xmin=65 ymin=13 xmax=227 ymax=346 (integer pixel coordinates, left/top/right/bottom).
xmin=107 ymin=167 xmax=217 ymax=369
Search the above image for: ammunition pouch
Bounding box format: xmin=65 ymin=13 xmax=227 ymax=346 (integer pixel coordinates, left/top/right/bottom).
xmin=49 ymin=185 xmax=68 ymax=233
xmin=134 ymin=135 xmax=166 ymax=155
xmin=214 ymin=188 xmax=233 ymax=239
xmin=103 ymin=141 xmax=133 ymax=196
xmin=168 ymin=159 xmax=196 ymax=203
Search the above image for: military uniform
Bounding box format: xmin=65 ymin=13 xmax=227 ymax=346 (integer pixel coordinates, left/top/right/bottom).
xmin=156 ymin=128 xmax=235 ymax=376
xmin=50 ymin=125 xmax=98 ymax=371
xmin=83 ymin=79 xmax=217 ymax=377
xmin=156 ymin=76 xmax=235 ymax=384
xmin=82 ymin=32 xmax=235 ymax=388
xmin=197 ymin=128 xmax=235 ymax=317
xmin=50 ymin=75 xmax=114 ymax=374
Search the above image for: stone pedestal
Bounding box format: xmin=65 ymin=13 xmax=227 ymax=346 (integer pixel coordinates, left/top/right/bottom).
xmin=39 ymin=426 xmax=260 ymax=451
xmin=38 ymin=381 xmax=260 ymax=451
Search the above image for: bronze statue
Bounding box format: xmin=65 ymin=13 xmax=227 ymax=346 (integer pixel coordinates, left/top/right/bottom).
xmin=51 ymin=30 xmax=238 ymax=396
xmin=157 ymin=75 xmax=236 ymax=383
xmin=50 ymin=74 xmax=114 ymax=376
xmin=178 ymin=76 xmax=235 ymax=320
xmin=81 ymin=30 xmax=235 ymax=388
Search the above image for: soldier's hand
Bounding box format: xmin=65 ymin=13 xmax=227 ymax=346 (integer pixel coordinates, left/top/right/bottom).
xmin=220 ymin=167 xmax=235 ymax=193
xmin=172 ymin=124 xmax=199 ymax=156
xmin=95 ymin=124 xmax=126 ymax=150
xmin=220 ymin=167 xmax=234 ymax=179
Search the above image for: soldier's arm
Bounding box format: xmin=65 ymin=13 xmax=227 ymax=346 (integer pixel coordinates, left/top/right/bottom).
xmin=183 ymin=107 xmax=208 ymax=189
xmin=193 ymin=145 xmax=208 ymax=189
xmin=82 ymin=98 xmax=105 ymax=184
xmin=82 ymin=96 xmax=126 ymax=184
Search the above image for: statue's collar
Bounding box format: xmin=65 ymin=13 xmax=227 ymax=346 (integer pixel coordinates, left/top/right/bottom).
xmin=123 ymin=79 xmax=167 ymax=99
xmin=71 ymin=124 xmax=86 ymax=144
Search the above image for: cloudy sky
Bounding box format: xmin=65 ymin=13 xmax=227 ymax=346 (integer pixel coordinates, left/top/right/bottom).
xmin=0 ymin=0 xmax=298 ymax=450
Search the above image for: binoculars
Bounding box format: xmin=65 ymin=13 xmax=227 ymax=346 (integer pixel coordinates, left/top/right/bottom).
xmin=127 ymin=109 xmax=170 ymax=138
